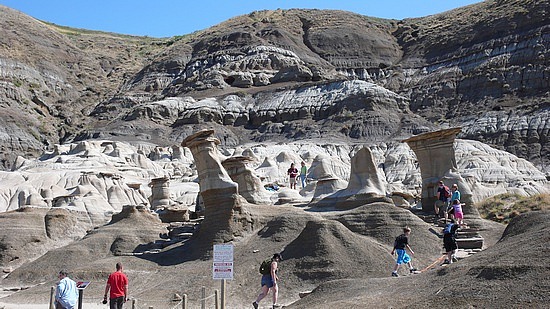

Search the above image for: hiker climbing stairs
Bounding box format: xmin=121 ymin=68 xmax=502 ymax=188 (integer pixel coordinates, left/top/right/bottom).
xmin=411 ymin=209 xmax=484 ymax=250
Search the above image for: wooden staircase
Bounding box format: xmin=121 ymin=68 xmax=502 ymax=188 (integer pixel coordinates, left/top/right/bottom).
xmin=412 ymin=209 xmax=484 ymax=251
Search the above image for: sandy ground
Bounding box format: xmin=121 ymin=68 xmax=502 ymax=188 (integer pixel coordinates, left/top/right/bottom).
xmin=0 ymin=290 xmax=106 ymax=309
xmin=0 ymin=302 xmax=105 ymax=309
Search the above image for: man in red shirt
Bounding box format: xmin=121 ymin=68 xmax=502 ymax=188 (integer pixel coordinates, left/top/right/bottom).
xmin=103 ymin=263 xmax=129 ymax=309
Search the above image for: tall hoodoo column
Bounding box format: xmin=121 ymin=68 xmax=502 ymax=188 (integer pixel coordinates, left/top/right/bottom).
xmin=182 ymin=130 xmax=251 ymax=246
xmin=403 ymin=128 xmax=474 ymax=214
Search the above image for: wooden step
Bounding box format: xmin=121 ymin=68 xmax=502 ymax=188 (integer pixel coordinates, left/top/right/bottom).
xmin=456 ymin=237 xmax=484 ymax=249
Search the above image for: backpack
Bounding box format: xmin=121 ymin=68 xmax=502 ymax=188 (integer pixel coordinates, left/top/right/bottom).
xmin=259 ymin=259 xmax=272 ymax=275
xmin=443 ymin=186 xmax=451 ymax=198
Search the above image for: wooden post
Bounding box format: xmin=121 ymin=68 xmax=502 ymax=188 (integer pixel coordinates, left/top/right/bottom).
xmin=201 ymin=286 xmax=206 ymax=309
xmin=132 ymin=299 xmax=136 ymax=309
xmin=182 ymin=294 xmax=188 ymax=309
xmin=49 ymin=286 xmax=55 ymax=309
xmin=215 ymin=289 xmax=219 ymax=309
xmin=220 ymin=279 xmax=226 ymax=309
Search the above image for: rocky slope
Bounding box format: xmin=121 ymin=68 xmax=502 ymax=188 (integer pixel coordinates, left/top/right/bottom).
xmin=0 ymin=0 xmax=550 ymax=173
xmin=0 ymin=0 xmax=548 ymax=174
xmin=284 ymin=210 xmax=550 ymax=308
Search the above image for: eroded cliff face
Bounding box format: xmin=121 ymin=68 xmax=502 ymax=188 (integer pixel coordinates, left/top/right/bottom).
xmin=0 ymin=0 xmax=548 ymax=173
xmin=0 ymin=6 xmax=164 ymax=168
xmin=391 ymin=0 xmax=549 ymax=170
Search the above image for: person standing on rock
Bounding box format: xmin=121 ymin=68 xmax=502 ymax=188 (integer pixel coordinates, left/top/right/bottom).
xmin=391 ymin=227 xmax=417 ymax=277
xmin=55 ymin=270 xmax=78 ymax=309
xmin=253 ymin=253 xmax=282 ymax=309
xmin=435 ymin=181 xmax=451 ymax=221
xmin=287 ymin=163 xmax=298 ymax=190
xmin=448 ymin=184 xmax=461 ymax=219
xmin=450 ymin=199 xmax=465 ymax=226
xmin=103 ymin=262 xmax=129 ymax=309
xmin=299 ymin=161 xmax=308 ymax=189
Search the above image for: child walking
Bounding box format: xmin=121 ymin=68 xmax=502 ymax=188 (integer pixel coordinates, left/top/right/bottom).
xmin=391 ymin=226 xmax=417 ymax=277
xmin=443 ymin=219 xmax=460 ymax=264
xmin=450 ymin=199 xmax=465 ymax=226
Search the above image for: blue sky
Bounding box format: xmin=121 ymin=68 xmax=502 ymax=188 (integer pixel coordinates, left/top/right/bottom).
xmin=0 ymin=0 xmax=483 ymax=38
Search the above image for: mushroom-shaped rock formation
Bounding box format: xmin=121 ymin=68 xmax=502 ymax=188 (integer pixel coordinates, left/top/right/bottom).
xmin=314 ymin=146 xmax=391 ymax=209
xmin=182 ymin=130 xmax=253 ymax=249
xmin=403 ymin=128 xmax=479 ymax=219
xmin=222 ymin=156 xmax=272 ymax=205
xmin=149 ymin=177 xmax=174 ymax=210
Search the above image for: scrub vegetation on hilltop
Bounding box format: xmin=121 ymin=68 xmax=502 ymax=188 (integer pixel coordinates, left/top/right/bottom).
xmin=476 ymin=193 xmax=550 ymax=224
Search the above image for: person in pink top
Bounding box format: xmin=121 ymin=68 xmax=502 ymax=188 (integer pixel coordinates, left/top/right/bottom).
xmin=451 ymin=199 xmax=465 ymax=226
xmin=103 ymin=262 xmax=129 ymax=309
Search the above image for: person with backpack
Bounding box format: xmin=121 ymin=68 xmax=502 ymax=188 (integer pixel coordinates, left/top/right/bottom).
xmin=391 ymin=227 xmax=417 ymax=277
xmin=443 ymin=219 xmax=460 ymax=264
xmin=253 ymin=253 xmax=282 ymax=309
xmin=434 ymin=181 xmax=451 ymax=221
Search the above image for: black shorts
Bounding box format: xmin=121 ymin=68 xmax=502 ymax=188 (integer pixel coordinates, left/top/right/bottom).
xmin=443 ymin=236 xmax=457 ymax=252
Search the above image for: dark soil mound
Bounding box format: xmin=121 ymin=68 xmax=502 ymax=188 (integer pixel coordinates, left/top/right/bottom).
xmin=329 ymin=203 xmax=443 ymax=263
xmin=283 ymin=219 xmax=393 ymax=280
xmin=3 ymin=205 xmax=165 ymax=285
xmin=285 ymin=210 xmax=550 ymax=308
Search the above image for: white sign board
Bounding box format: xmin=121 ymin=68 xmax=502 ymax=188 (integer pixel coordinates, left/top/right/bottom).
xmin=213 ymin=244 xmax=234 ymax=280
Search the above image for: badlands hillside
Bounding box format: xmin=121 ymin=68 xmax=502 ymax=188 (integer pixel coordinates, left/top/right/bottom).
xmin=0 ymin=0 xmax=549 ymax=308
xmin=0 ymin=0 xmax=548 ymax=173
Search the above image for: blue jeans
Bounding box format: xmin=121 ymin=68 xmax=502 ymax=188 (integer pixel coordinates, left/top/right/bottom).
xmin=300 ymin=174 xmax=306 ymax=188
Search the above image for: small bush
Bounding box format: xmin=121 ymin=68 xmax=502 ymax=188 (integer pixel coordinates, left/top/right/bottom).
xmin=13 ymin=78 xmax=22 ymax=87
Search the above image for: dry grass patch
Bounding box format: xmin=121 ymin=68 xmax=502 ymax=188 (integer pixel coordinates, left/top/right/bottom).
xmin=476 ymin=193 xmax=550 ymax=224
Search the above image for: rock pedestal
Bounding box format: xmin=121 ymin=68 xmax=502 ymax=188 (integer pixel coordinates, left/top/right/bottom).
xmin=222 ymin=156 xmax=271 ymax=204
xmin=149 ymin=177 xmax=172 ymax=210
xmin=182 ymin=130 xmax=252 ymax=248
xmin=314 ymin=146 xmax=390 ymax=209
xmin=403 ymin=128 xmax=475 ymax=216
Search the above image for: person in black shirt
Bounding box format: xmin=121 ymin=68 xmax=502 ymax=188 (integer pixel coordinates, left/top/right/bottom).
xmin=391 ymin=226 xmax=417 ymax=277
xmin=443 ymin=219 xmax=460 ymax=264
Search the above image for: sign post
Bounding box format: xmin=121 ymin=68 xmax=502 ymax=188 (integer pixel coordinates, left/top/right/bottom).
xmin=213 ymin=244 xmax=233 ymax=309
xmin=76 ymin=281 xmax=90 ymax=309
